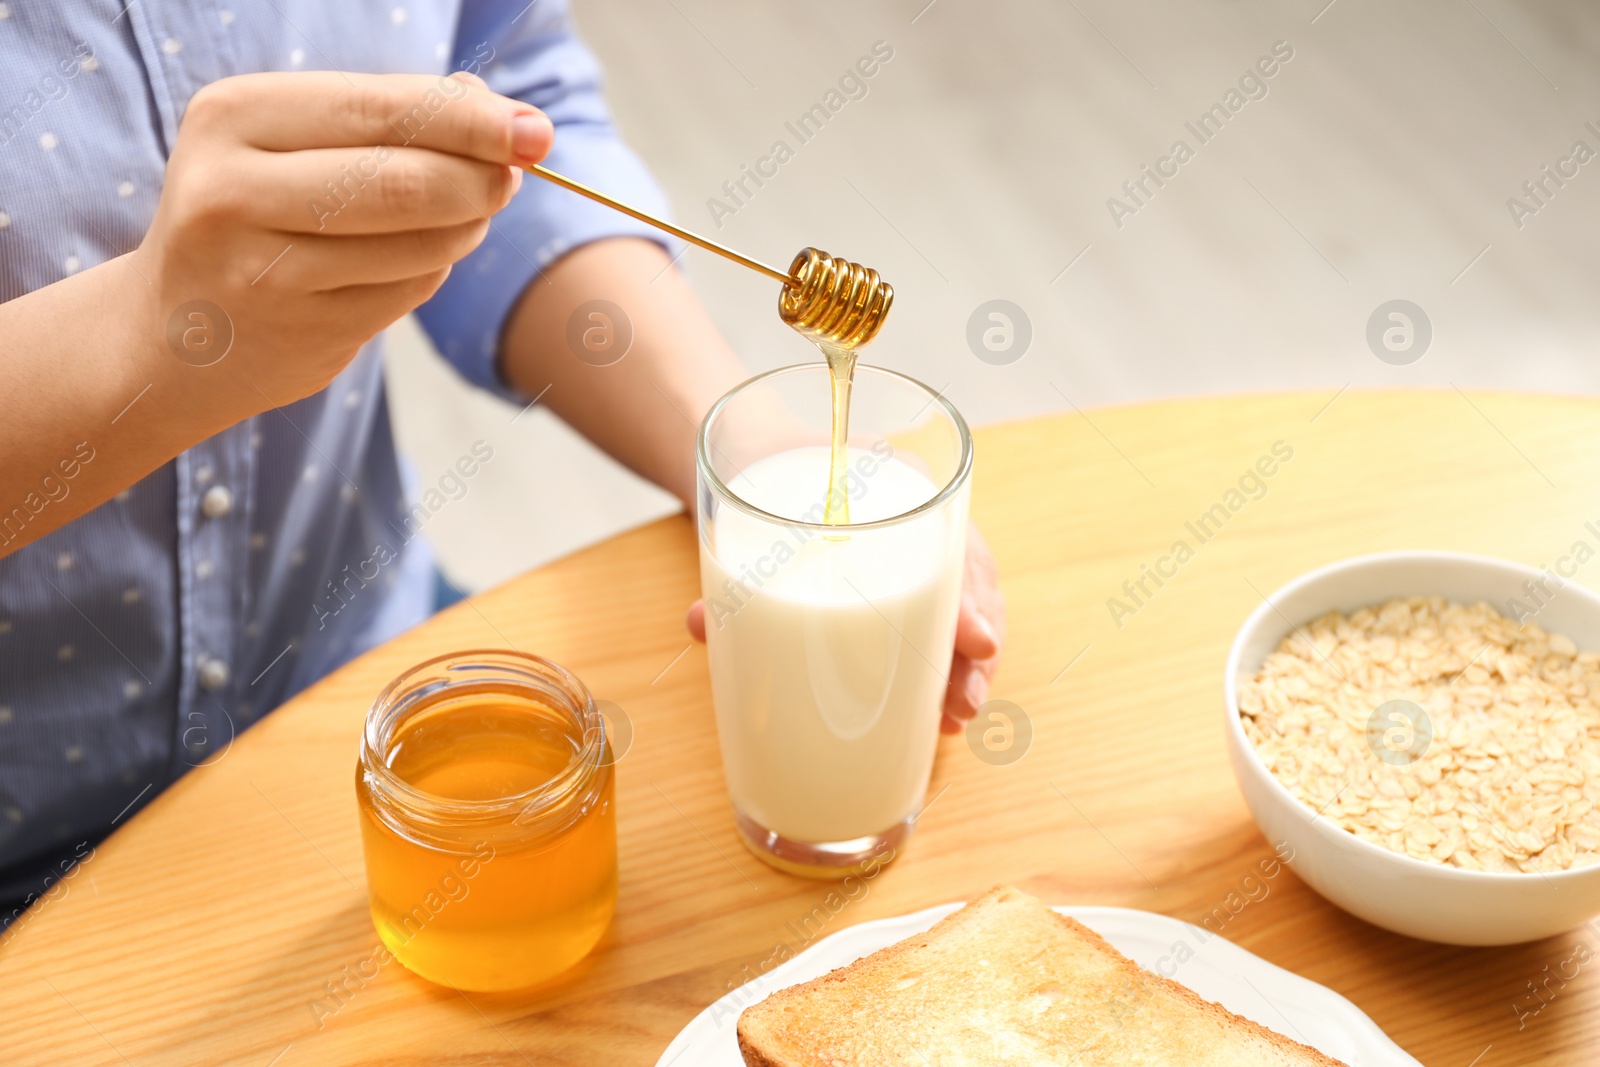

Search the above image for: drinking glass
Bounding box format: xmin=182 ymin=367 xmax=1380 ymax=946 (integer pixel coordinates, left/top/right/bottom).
xmin=696 ymin=363 xmax=972 ymax=878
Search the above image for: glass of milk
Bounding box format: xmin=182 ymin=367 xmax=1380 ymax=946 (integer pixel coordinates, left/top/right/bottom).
xmin=696 ymin=364 xmax=972 ymax=878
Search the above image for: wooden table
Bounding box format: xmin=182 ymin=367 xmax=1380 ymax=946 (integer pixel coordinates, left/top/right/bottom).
xmin=5 ymin=391 xmax=1598 ymax=1066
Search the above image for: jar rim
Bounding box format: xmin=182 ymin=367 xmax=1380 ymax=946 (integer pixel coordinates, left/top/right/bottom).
xmin=360 ymin=649 xmax=606 ymax=828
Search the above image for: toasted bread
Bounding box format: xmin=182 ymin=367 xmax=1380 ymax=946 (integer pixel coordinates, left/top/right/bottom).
xmin=737 ymin=886 xmax=1348 ymax=1066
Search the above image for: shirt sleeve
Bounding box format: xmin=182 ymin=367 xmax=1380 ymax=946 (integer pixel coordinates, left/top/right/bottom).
xmin=414 ymin=0 xmax=679 ymax=400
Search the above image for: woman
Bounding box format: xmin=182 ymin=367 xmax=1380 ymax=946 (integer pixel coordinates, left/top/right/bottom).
xmin=0 ymin=0 xmax=1003 ymax=923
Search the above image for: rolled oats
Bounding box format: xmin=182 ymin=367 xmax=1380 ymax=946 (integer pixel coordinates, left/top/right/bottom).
xmin=1239 ymin=596 xmax=1600 ymax=873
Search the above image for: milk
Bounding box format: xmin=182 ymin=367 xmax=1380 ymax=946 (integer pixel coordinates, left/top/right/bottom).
xmin=700 ymin=445 xmax=967 ymax=843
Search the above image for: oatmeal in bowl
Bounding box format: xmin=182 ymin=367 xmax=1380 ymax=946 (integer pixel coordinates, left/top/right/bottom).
xmin=1225 ymin=552 xmax=1600 ymax=945
xmin=1239 ymin=596 xmax=1600 ymax=875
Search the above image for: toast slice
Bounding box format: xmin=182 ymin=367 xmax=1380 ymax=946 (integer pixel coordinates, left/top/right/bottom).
xmin=737 ymin=886 xmax=1347 ymax=1066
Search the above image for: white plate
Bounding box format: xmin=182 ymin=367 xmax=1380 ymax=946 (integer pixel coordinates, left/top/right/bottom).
xmin=657 ymin=903 xmax=1421 ymax=1066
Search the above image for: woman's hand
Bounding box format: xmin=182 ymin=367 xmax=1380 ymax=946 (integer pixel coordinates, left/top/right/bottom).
xmin=684 ymin=521 xmax=1005 ymax=734
xmin=940 ymin=523 xmax=1005 ymax=733
xmin=137 ymin=70 xmax=552 ymax=420
xmin=0 ymin=70 xmax=554 ymax=557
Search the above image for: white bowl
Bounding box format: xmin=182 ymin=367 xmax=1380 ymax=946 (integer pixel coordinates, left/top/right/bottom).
xmin=1224 ymin=550 xmax=1600 ymax=945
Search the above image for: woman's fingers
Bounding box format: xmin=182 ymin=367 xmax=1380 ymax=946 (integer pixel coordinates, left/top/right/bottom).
xmin=686 ymin=600 xmax=707 ymax=642
xmin=196 ymin=71 xmax=553 ymax=166
xmin=947 ymin=522 xmax=1005 ymax=727
xmin=308 ymin=266 xmax=455 ymax=344
xmin=263 ymin=220 xmax=491 ymax=291
xmin=689 ymin=521 xmax=1005 ymax=736
xmin=242 ymin=146 xmax=520 ymax=235
xmin=689 ymin=521 xmax=1003 ymax=741
xmin=448 ymin=70 xmax=493 ymax=95
xmin=957 ymin=523 xmax=1005 ymax=646
xmin=942 ymin=655 xmax=974 ymax=734
xmin=944 ymin=648 xmax=999 ymax=732
xmin=690 ymin=593 xmax=998 ymax=729
xmin=954 ymin=596 xmax=1001 ymax=660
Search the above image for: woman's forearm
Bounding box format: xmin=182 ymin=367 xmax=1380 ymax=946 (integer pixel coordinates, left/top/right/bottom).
xmin=499 ymin=238 xmax=750 ymax=509
xmin=0 ymin=255 xmax=239 ymax=557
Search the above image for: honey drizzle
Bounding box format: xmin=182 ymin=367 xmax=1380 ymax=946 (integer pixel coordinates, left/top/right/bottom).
xmin=776 ymin=248 xmax=893 ymax=531
xmin=821 ymin=342 xmax=857 ymax=527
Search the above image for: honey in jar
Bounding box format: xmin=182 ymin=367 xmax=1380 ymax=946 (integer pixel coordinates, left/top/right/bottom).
xmin=356 ymin=650 xmax=615 ymax=991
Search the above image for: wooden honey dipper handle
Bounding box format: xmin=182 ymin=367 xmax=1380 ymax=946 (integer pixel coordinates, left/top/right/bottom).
xmin=524 ymin=164 xmax=893 ymax=349
xmin=524 ymin=163 xmax=790 ymax=282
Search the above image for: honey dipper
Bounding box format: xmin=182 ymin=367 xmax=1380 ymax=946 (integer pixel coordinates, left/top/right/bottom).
xmin=525 ymin=164 xmax=893 ymax=349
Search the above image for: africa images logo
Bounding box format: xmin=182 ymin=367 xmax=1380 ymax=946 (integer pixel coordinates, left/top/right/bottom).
xmin=165 ymin=300 xmax=234 ymax=367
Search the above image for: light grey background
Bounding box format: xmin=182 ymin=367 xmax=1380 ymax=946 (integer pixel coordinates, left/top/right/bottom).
xmin=386 ymin=0 xmax=1600 ymax=592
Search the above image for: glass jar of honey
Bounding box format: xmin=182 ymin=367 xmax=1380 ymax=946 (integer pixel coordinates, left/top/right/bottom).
xmin=356 ymin=650 xmax=615 ymax=991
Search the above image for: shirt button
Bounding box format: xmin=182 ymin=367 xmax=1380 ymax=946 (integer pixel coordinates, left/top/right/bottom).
xmin=201 ymin=485 xmax=234 ymax=519
xmin=198 ymin=658 xmax=230 ymax=691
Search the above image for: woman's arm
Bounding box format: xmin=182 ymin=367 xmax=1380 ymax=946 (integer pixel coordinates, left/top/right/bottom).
xmin=498 ymin=237 xmax=748 ymax=508
xmin=0 ymin=71 xmax=549 ymax=557
xmin=0 ymin=256 xmax=220 ymax=552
